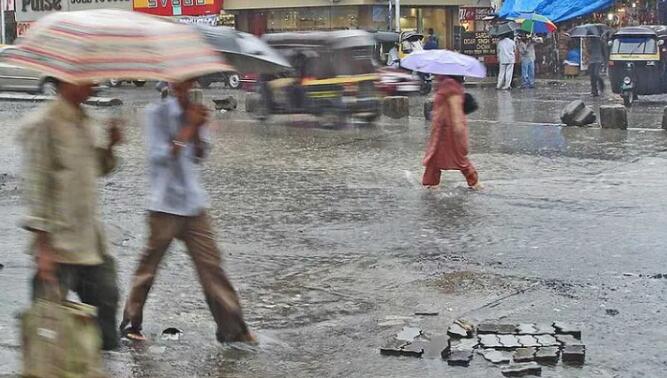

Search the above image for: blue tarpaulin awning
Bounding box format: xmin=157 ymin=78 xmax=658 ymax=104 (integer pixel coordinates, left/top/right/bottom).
xmin=498 ymin=0 xmax=614 ymax=24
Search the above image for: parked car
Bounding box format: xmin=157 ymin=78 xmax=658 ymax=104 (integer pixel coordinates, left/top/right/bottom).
xmin=108 ymin=79 xmax=147 ymax=87
xmin=197 ymin=71 xmax=241 ymax=89
xmin=0 ymin=45 xmax=59 ymax=94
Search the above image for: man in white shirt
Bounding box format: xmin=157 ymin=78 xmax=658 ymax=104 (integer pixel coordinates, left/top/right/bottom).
xmin=497 ymin=35 xmax=516 ymax=90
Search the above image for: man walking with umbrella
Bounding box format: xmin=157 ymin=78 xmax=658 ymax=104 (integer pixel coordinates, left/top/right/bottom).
xmin=120 ymin=78 xmax=254 ymax=343
xmin=20 ymin=79 xmax=123 ymax=351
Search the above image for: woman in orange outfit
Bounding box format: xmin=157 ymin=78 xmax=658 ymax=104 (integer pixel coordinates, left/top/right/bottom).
xmin=422 ymin=75 xmax=481 ymax=190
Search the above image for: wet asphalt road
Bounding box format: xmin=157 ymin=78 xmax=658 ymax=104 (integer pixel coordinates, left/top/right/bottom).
xmin=1 ymin=81 xmax=667 ymax=377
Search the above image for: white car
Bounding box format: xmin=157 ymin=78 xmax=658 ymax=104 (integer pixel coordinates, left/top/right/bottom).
xmin=0 ymin=45 xmax=58 ymax=95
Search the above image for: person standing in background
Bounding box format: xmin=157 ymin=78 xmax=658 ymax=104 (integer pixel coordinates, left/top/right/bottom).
xmin=497 ymin=34 xmax=516 ymax=90
xmin=518 ymin=35 xmax=537 ymax=89
xmin=424 ymin=28 xmax=439 ymax=50
xmin=588 ymin=37 xmax=605 ymax=97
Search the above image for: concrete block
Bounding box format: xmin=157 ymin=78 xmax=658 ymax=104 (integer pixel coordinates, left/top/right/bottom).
xmin=479 ymin=348 xmax=512 ymax=364
xmin=662 ymin=107 xmax=667 ymax=130
xmin=477 ymin=323 xmax=517 ymax=334
xmin=517 ymin=335 xmax=539 ymax=348
xmin=382 ymin=96 xmax=409 ymax=119
xmin=401 ymin=340 xmax=427 ymax=357
xmin=572 ymin=106 xmax=596 ymax=126
xmin=513 ymin=347 xmax=536 ymax=363
xmin=501 ymin=362 xmax=542 ymax=377
xmin=424 ymin=99 xmax=434 ymax=120
xmin=535 ymin=335 xmax=559 ymax=347
xmin=447 ymin=350 xmax=473 ymax=366
xmin=212 ymin=95 xmax=238 ymax=111
xmin=422 ymin=334 xmax=449 ymax=359
xmin=447 ymin=319 xmax=474 ymax=338
xmin=553 ymin=322 xmax=581 ymax=339
xmin=560 ymin=100 xmax=585 ymax=125
xmin=498 ymin=335 xmax=522 ymax=349
xmin=562 ymin=345 xmax=585 ymax=365
xmin=380 ymin=339 xmax=407 ymax=356
xmin=396 ymin=326 xmax=421 ymax=342
xmin=599 ymin=105 xmax=628 ymax=130
xmin=479 ymin=334 xmax=503 ymax=348
xmin=534 ymin=347 xmax=560 ymax=365
xmin=555 ymin=334 xmax=584 ymax=347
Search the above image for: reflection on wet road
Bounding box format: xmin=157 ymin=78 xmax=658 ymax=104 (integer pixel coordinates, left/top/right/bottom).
xmin=1 ymin=82 xmax=667 ymax=377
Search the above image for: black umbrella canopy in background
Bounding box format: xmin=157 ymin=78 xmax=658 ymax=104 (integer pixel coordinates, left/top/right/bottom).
xmin=489 ymin=22 xmax=519 ymax=37
xmin=567 ymin=23 xmax=613 ymax=38
xmin=194 ymin=25 xmax=291 ymax=74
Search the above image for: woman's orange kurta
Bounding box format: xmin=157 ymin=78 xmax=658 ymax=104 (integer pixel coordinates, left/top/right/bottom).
xmin=422 ymin=77 xmax=477 ymax=186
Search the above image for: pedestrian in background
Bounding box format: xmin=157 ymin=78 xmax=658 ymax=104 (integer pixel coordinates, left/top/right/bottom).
xmin=518 ymin=34 xmax=537 ymax=88
xmin=422 ymin=76 xmax=481 ymax=190
xmin=588 ymin=37 xmax=606 ymax=97
xmin=424 ymin=28 xmax=439 ymax=50
xmin=497 ymin=34 xmax=516 ymax=90
xmin=20 ymin=79 xmax=123 ymax=351
xmin=120 ymin=78 xmax=254 ymax=344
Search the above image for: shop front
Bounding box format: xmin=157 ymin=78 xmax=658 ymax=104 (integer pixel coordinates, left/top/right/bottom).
xmin=225 ymin=0 xmax=477 ymax=50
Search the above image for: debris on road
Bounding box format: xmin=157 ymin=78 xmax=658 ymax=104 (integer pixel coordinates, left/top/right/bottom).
xmin=562 ymin=345 xmax=586 ymax=365
xmin=501 ymin=362 xmax=542 ymax=377
xmin=395 ymin=326 xmax=422 ymax=341
xmin=161 ymin=327 xmax=183 ymax=341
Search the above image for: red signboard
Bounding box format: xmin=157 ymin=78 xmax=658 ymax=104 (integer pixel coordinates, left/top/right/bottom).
xmin=133 ymin=0 xmax=221 ymax=16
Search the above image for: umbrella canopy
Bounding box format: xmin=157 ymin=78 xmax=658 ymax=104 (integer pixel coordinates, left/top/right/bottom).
xmin=515 ymin=13 xmax=557 ymax=34
xmin=567 ymin=23 xmax=612 ymax=38
xmin=1 ymin=9 xmax=231 ymax=84
xmin=194 ymin=25 xmax=291 ymax=74
xmin=400 ymin=49 xmax=486 ymax=78
xmin=489 ymin=22 xmax=520 ymax=37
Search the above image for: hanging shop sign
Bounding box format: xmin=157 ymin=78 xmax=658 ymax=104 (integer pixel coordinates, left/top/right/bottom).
xmin=16 ymin=0 xmax=131 ymax=22
xmin=459 ymin=7 xmax=494 ymax=22
xmin=132 ymin=0 xmax=220 ymax=17
xmin=461 ymin=31 xmax=496 ymax=57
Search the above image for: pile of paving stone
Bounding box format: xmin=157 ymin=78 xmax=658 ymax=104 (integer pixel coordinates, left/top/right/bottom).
xmin=380 ymin=320 xmax=585 ymax=377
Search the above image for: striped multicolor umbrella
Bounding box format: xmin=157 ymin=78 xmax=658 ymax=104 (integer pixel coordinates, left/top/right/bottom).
xmin=515 ymin=13 xmax=557 ymax=34
xmin=2 ymin=9 xmax=233 ymax=83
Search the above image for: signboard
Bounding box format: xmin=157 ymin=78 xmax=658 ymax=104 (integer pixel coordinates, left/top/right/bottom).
xmin=16 ymin=0 xmax=132 ymax=22
xmin=459 ymin=7 xmax=494 ymax=21
xmin=16 ymin=21 xmax=33 ymax=37
xmin=461 ymin=31 xmax=496 ymax=57
xmin=133 ymin=0 xmax=220 ymax=17
xmin=175 ymin=14 xmax=217 ymax=25
xmin=3 ymin=0 xmax=15 ymax=11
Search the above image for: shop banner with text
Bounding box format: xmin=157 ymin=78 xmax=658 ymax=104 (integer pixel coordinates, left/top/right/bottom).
xmin=16 ymin=0 xmax=132 ymax=22
xmin=133 ymin=0 xmax=220 ymax=17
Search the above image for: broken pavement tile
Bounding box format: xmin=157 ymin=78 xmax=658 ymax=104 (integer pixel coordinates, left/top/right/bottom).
xmin=414 ymin=311 xmax=439 ymax=316
xmin=447 ymin=350 xmax=474 ymax=366
xmin=478 ymin=348 xmax=512 ymax=364
xmin=533 ymin=324 xmax=556 ymax=335
xmin=553 ymin=322 xmax=581 ymax=339
xmin=517 ymin=335 xmax=539 ymax=348
xmin=534 ymin=347 xmax=560 ymax=365
xmin=477 ymin=323 xmax=517 ymax=334
xmin=160 ymin=327 xmax=183 ymax=341
xmin=562 ymin=345 xmax=586 ymax=365
xmin=513 ymin=347 xmax=536 ymax=363
xmin=450 ymin=337 xmax=478 ymax=352
xmin=479 ymin=334 xmax=503 ymax=349
xmin=396 ymin=326 xmax=422 ymax=342
xmin=535 ymin=334 xmax=559 ymax=347
xmin=515 ymin=324 xmax=538 ymax=335
xmin=380 ymin=339 xmax=408 ymax=356
xmin=555 ymin=334 xmax=584 ymax=347
xmin=501 ymin=362 xmax=542 ymax=377
xmin=401 ymin=340 xmax=427 ymax=358
xmin=448 ymin=323 xmax=472 ymax=338
xmin=497 ymin=334 xmax=522 ymax=349
xmin=423 ymin=335 xmax=450 ymax=359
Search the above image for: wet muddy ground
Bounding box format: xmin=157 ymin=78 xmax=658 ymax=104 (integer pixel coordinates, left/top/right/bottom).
xmin=1 ymin=81 xmax=667 ymax=377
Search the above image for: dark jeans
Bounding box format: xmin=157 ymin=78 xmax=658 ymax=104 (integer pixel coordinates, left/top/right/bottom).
xmin=589 ymin=62 xmax=605 ymax=95
xmin=32 ymin=255 xmax=120 ymax=350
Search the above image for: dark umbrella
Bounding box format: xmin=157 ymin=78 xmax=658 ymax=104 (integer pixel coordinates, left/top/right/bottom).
xmin=567 ymin=24 xmax=612 ymax=38
xmin=194 ymin=25 xmax=291 ymax=74
xmin=488 ymin=22 xmax=520 ymax=37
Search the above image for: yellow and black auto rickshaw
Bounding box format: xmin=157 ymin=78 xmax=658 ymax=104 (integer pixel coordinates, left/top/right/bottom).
xmin=608 ymin=25 xmax=667 ymax=107
xmin=253 ymin=30 xmax=381 ymax=126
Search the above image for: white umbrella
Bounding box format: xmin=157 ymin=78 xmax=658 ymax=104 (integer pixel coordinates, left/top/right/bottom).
xmin=401 ymin=49 xmax=486 ymax=78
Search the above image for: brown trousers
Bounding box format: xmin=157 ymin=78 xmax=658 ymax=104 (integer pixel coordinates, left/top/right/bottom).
xmin=121 ymin=211 xmax=248 ymax=341
xmin=422 ymin=164 xmax=479 ymax=187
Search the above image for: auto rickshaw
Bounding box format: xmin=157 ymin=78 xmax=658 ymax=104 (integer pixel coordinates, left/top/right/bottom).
xmin=253 ymin=30 xmax=381 ymax=126
xmin=608 ymin=25 xmax=667 ymax=107
xmin=371 ymin=30 xmax=432 ymax=94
